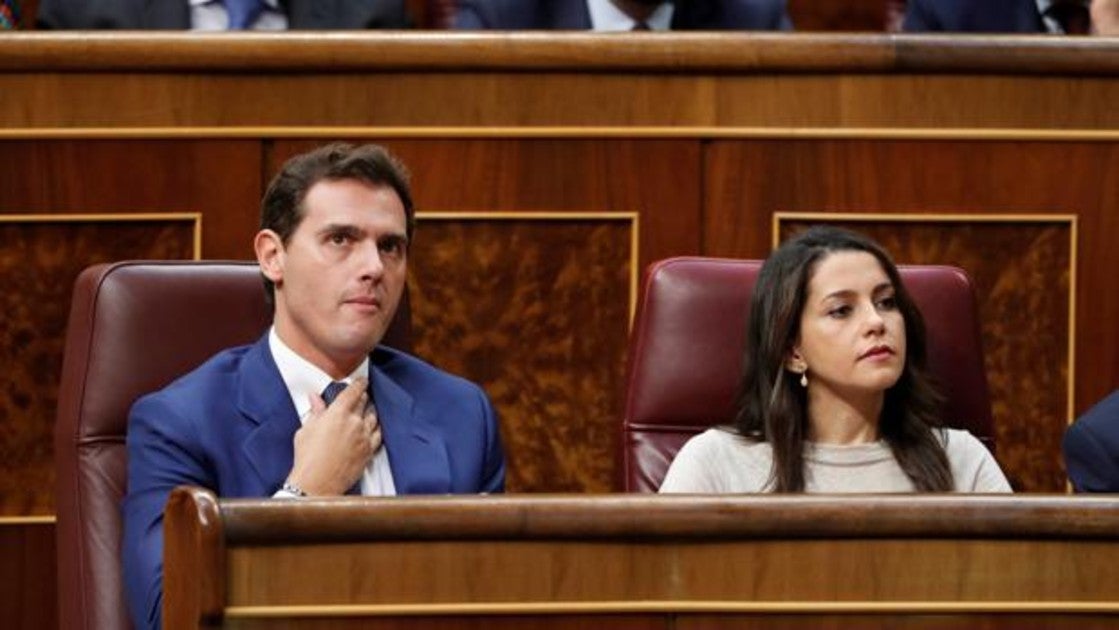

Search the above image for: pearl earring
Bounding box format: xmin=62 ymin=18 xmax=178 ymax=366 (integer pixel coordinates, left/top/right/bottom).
xmin=800 ymin=371 xmax=808 ymax=388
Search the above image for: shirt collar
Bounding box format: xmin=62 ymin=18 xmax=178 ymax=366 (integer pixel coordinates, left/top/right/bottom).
xmin=189 ymin=0 xmax=282 ymax=8
xmin=268 ymin=326 xmax=369 ymax=421
xmin=587 ymin=0 xmax=674 ymax=31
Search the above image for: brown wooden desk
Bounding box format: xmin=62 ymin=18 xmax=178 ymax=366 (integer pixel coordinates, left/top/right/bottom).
xmin=164 ymin=487 xmax=1119 ymax=629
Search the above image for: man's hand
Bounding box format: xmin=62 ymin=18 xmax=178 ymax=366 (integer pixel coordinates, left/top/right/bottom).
xmin=1094 ymin=0 xmax=1119 ymax=35
xmin=286 ymin=377 xmax=383 ymax=496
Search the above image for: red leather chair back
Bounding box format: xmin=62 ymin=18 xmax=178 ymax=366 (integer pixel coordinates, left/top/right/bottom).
xmin=53 ymin=261 xmax=411 ymax=630
xmin=620 ymin=257 xmax=994 ymax=493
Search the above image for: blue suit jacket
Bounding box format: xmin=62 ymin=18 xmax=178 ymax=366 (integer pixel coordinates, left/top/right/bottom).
xmin=455 ymin=0 xmax=792 ymax=30
xmin=1064 ymin=390 xmax=1119 ymax=492
xmin=903 ymin=0 xmax=1045 ymax=32
xmin=122 ymin=334 xmax=505 ymax=629
xmin=37 ymin=0 xmax=407 ymax=29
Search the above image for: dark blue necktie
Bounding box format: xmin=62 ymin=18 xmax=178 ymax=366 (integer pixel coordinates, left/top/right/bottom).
xmin=321 ymin=380 xmax=367 ymax=496
xmin=225 ymin=0 xmax=265 ymax=30
xmin=321 ymin=381 xmax=347 ymax=406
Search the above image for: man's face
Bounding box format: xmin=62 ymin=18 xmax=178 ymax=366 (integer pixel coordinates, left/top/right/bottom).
xmin=257 ymin=178 xmax=408 ymax=377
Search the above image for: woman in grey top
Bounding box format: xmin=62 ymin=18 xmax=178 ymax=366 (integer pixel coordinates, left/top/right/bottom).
xmin=660 ymin=226 xmax=1011 ymax=494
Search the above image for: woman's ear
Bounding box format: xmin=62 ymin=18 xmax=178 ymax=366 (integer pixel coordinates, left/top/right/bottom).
xmin=785 ymin=347 xmax=807 ymax=374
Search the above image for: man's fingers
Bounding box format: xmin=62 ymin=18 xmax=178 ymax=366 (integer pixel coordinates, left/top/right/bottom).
xmin=332 ymin=377 xmax=369 ymax=411
xmin=308 ymin=392 xmax=326 ymax=414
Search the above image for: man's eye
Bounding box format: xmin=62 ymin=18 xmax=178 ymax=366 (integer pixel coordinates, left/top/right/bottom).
xmin=380 ymin=239 xmax=406 ymax=256
xmin=329 ymin=233 xmax=350 ymax=245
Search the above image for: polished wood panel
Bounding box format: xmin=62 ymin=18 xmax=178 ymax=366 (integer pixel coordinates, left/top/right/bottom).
xmin=0 ymin=140 xmax=262 ymax=258
xmin=0 ymin=218 xmax=196 ymax=515
xmin=1 ymin=36 xmax=1116 ymax=129
xmin=0 ymin=520 xmax=57 ymax=630
xmin=164 ymin=488 xmax=1119 ymax=629
xmin=409 ymin=218 xmax=632 ymax=492
xmin=266 ymin=139 xmax=701 ymax=271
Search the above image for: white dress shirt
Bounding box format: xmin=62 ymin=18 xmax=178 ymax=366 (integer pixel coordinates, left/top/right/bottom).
xmin=189 ymin=0 xmax=288 ymax=30
xmin=269 ymin=327 xmax=396 ymax=497
xmin=587 ymin=0 xmax=674 ymax=31
xmin=1035 ymin=0 xmax=1091 ymax=33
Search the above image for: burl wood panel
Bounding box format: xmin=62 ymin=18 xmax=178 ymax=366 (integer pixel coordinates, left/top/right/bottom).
xmin=705 ymin=138 xmax=1119 ymax=491
xmin=0 ymin=220 xmax=196 ymax=515
xmin=408 ymin=219 xmax=632 ymax=493
xmin=777 ymin=220 xmax=1071 ymax=493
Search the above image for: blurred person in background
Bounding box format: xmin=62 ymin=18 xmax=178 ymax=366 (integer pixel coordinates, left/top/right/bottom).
xmin=455 ymin=0 xmax=791 ymax=31
xmin=37 ymin=0 xmax=408 ymax=30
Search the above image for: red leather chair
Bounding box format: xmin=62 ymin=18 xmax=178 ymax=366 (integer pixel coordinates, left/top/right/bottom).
xmin=619 ymin=257 xmax=994 ymax=493
xmin=54 ymin=260 xmax=410 ymax=630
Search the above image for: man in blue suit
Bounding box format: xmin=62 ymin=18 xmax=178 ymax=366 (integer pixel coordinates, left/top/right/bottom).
xmin=37 ymin=0 xmax=408 ymax=29
xmin=1064 ymin=390 xmax=1119 ymax=492
xmin=454 ymin=0 xmax=791 ymax=31
xmin=903 ymin=0 xmax=1091 ymax=34
xmin=122 ymin=143 xmax=506 ymax=630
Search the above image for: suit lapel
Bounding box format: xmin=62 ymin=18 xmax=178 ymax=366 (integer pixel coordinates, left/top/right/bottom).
xmin=371 ymin=358 xmax=452 ymax=494
xmin=549 ymin=0 xmax=592 ymax=29
xmin=672 ymin=0 xmax=718 ymax=29
xmin=238 ymin=335 xmax=301 ymax=493
xmin=142 ymin=0 xmax=191 ymax=28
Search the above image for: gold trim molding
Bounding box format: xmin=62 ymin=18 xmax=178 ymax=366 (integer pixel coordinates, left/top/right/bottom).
xmin=0 ymin=516 xmax=56 ymax=525
xmin=225 ymin=599 xmax=1119 ymax=618
xmin=1 ymin=127 xmax=1118 ymax=142
xmin=0 ymin=212 xmax=204 ymax=260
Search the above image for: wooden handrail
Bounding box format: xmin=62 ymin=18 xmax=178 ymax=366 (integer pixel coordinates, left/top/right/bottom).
xmin=1 ymin=33 xmax=1117 ymax=75
xmin=209 ymin=492 xmax=1119 ymax=543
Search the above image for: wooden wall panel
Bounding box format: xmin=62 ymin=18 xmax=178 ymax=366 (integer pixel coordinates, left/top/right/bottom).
xmin=0 ymin=219 xmax=197 ymax=515
xmin=0 ymin=140 xmax=263 ymax=515
xmin=265 ymin=139 xmax=702 ymax=271
xmin=0 ymin=521 xmax=55 ymax=630
xmin=0 ymin=140 xmax=262 ymax=259
xmin=409 ymin=219 xmax=631 ymax=492
xmin=5 ymin=72 xmax=1117 ymax=129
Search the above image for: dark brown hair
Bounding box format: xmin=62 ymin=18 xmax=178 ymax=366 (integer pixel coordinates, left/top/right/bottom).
xmin=259 ymin=143 xmax=414 ymax=302
xmin=734 ymin=226 xmax=952 ymax=492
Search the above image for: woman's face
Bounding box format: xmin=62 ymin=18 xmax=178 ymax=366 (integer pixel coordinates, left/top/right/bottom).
xmin=789 ymin=250 xmax=907 ymax=398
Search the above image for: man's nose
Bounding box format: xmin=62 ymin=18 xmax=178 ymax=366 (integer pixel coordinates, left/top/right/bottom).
xmin=359 ymin=241 xmax=385 ymax=280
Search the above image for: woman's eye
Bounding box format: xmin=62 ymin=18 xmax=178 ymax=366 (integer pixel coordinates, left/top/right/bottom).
xmin=828 ymin=305 xmax=851 ymax=318
xmin=878 ymin=296 xmax=898 ymax=310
